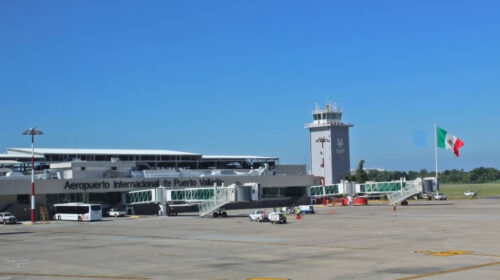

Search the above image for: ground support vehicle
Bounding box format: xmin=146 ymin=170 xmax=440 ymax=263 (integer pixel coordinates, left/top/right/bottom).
xmin=212 ymin=209 xmax=228 ymax=218
xmin=0 ymin=212 xmax=17 ymax=224
xmin=268 ymin=212 xmax=286 ymax=224
xmin=418 ymin=193 xmax=433 ymax=200
xmin=107 ymin=208 xmax=126 ymax=217
xmin=298 ymin=205 xmax=315 ymax=214
xmin=281 ymin=207 xmax=295 ymax=214
xmin=464 ymin=190 xmax=477 ymax=198
xmin=434 ymin=194 xmax=447 ymax=200
xmin=249 ymin=210 xmax=268 ymax=222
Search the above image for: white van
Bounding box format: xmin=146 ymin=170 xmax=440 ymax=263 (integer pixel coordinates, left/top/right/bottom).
xmin=268 ymin=212 xmax=287 ymax=224
xmin=298 ymin=205 xmax=315 ymax=214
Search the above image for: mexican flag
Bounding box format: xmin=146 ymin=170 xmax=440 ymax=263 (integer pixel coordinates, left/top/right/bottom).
xmin=436 ymin=126 xmax=464 ymax=157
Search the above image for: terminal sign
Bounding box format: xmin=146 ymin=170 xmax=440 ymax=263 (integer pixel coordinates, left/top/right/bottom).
xmin=64 ymin=178 xmax=225 ymax=191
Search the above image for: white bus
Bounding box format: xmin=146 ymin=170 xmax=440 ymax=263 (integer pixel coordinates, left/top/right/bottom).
xmin=53 ymin=203 xmax=102 ymax=222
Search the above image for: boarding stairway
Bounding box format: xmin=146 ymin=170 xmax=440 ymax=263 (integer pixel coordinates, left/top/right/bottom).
xmin=387 ymin=178 xmax=423 ymax=205
xmin=198 ymin=187 xmax=235 ymax=217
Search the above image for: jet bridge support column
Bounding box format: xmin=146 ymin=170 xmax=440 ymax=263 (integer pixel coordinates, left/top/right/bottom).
xmin=121 ymin=192 xmax=134 ymax=215
xmin=157 ymin=186 xmax=167 ymax=216
xmin=158 ymin=203 xmax=167 ymax=216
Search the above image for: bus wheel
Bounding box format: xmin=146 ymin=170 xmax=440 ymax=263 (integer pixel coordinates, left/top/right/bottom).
xmin=222 ymin=212 xmax=227 ymax=217
xmin=213 ymin=212 xmax=219 ymax=218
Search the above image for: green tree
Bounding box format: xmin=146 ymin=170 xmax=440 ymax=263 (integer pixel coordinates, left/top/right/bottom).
xmin=355 ymin=160 xmax=369 ymax=183
xmin=408 ymin=170 xmax=419 ymax=180
xmin=342 ymin=172 xmax=355 ymax=182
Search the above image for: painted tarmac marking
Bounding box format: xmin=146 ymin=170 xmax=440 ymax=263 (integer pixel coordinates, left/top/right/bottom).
xmin=415 ymin=250 xmax=500 ymax=258
xmin=414 ymin=250 xmax=470 ymax=257
xmin=0 ymin=272 xmax=151 ymax=280
xmin=393 ymin=261 xmax=500 ymax=280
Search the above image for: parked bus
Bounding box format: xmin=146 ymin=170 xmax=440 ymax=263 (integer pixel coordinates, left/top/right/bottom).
xmin=53 ymin=203 xmax=102 ymax=221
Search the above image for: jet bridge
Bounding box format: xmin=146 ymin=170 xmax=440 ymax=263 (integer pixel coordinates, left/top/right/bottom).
xmin=127 ymin=188 xmax=165 ymax=205
xmin=126 ymin=183 xmax=259 ymax=217
xmin=308 ymin=178 xmax=425 ymax=205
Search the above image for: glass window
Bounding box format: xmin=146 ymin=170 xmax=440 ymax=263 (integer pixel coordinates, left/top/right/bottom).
xmin=262 ymin=187 xmax=279 ymax=198
xmin=17 ymin=195 xmax=29 ymax=204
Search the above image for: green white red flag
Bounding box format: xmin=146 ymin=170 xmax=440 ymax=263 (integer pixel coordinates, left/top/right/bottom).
xmin=436 ymin=126 xmax=464 ymax=157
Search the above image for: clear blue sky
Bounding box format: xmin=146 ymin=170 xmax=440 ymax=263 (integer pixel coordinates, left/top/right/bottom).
xmin=1 ymin=1 xmax=499 ymax=171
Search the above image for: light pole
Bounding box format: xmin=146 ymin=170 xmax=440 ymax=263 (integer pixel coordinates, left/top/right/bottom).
xmin=23 ymin=127 xmax=43 ymax=223
xmin=316 ymin=136 xmax=330 ymax=205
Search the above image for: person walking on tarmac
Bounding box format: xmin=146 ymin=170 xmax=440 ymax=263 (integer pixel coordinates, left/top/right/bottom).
xmin=295 ymin=207 xmax=301 ymax=220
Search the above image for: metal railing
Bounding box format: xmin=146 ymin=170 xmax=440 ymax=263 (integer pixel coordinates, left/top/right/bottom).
xmin=387 ymin=179 xmax=423 ymax=205
xmin=170 ymin=188 xmax=215 ymax=202
xmin=198 ymin=188 xmax=234 ymax=217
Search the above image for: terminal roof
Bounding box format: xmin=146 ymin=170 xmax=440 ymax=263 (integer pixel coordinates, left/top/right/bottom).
xmin=7 ymin=148 xmax=200 ymax=156
xmin=202 ymin=155 xmax=278 ymax=160
xmin=0 ymin=153 xmax=44 ymax=159
xmin=4 ymin=148 xmax=277 ymax=160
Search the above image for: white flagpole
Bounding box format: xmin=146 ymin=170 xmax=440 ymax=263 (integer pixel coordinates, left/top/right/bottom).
xmin=434 ymin=124 xmax=439 ymax=195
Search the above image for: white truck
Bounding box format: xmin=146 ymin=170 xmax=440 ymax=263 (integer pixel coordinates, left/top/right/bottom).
xmin=298 ymin=205 xmax=315 ymax=214
xmin=107 ymin=208 xmax=126 ymax=217
xmin=249 ymin=210 xmax=268 ymax=222
xmin=433 ymin=194 xmax=447 ymax=200
xmin=0 ymin=212 xmax=17 ymax=224
xmin=268 ymin=212 xmax=287 ymax=224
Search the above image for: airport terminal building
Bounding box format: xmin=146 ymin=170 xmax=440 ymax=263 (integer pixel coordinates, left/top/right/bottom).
xmin=0 ymin=103 xmax=359 ymax=220
xmin=0 ymin=148 xmax=317 ymax=219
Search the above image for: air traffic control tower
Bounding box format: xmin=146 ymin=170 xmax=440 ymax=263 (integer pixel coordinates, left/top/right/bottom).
xmin=305 ymin=103 xmax=353 ymax=184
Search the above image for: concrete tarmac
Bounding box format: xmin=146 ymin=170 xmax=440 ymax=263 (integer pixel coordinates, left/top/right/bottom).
xmin=1 ymin=199 xmax=499 ymax=280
